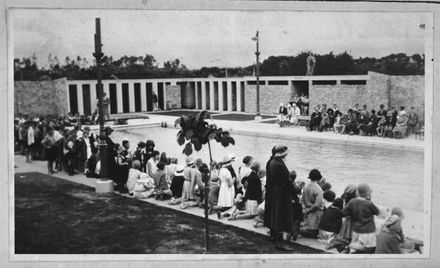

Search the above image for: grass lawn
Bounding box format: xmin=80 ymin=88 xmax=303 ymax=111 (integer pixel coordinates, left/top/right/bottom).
xmin=15 ymin=172 xmax=324 ymax=254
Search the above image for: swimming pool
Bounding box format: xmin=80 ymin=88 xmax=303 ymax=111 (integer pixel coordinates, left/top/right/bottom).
xmin=112 ymin=126 xmax=424 ymax=213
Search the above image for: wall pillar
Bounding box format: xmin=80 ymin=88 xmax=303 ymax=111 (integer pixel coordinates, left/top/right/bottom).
xmin=195 ymin=81 xmax=199 ymax=109
xmin=129 ymin=82 xmax=136 ymax=113
xmin=237 ymin=80 xmax=242 ymax=112
xmin=116 ymin=82 xmax=123 ymax=114
xmin=141 ymin=82 xmax=147 ymax=111
xmin=77 ymin=83 xmax=84 ymax=115
xmin=201 ymin=81 xmax=207 ymax=110
xmin=218 ymin=81 xmax=224 ymax=111
xmin=90 ymin=82 xmax=97 ymax=113
xmin=227 ymin=80 xmax=233 ymax=112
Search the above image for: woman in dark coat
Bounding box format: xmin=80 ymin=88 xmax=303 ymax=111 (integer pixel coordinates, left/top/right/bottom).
xmin=270 ymin=145 xmax=294 ymax=251
xmin=264 ymin=146 xmax=277 ymax=235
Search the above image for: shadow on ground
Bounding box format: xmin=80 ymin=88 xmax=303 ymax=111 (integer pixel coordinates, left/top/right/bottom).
xmin=14 ymin=172 xmax=324 ymax=254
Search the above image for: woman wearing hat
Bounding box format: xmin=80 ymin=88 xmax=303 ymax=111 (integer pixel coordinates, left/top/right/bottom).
xmin=264 ymin=146 xmax=277 ymax=235
xmin=269 ymin=145 xmax=294 ymax=251
xmin=217 ymin=155 xmax=235 ymax=209
xmin=300 ymin=169 xmax=325 ymax=238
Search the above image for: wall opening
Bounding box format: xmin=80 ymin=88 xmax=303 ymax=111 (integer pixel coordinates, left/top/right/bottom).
xmin=240 ymin=81 xmax=245 ymax=112
xmin=134 ymin=83 xmax=142 ymax=112
xmin=197 ymin=81 xmax=202 ymax=109
xmin=205 ymin=81 xmax=210 ymax=110
xmin=222 ymin=81 xmax=228 ymax=111
xmin=82 ymin=84 xmax=91 ymax=116
xmin=232 ymin=81 xmax=237 ymax=111
xmin=158 ymin=82 xmax=165 ymax=110
xmin=312 ymin=80 xmax=337 ymax=85
xmin=109 ymin=83 xmax=118 ymax=114
xmin=341 ymin=80 xmax=367 ymax=85
xmin=68 ymin=84 xmax=78 ymax=114
xmin=146 ymin=83 xmax=153 ymax=111
xmin=214 ymin=82 xmax=219 ymax=110
xmin=291 ymin=81 xmax=309 ymax=97
xmin=122 ymin=83 xmax=130 ymax=113
xmin=268 ymin=80 xmax=289 ymax=85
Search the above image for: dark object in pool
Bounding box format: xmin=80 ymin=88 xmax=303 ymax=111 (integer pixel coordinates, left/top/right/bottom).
xmin=114 ymin=119 xmax=128 ymax=125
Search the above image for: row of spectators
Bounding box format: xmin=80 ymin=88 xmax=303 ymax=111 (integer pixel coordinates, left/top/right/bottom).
xmin=278 ymin=102 xmax=421 ymax=138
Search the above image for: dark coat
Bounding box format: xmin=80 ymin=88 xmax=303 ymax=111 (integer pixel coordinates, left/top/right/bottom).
xmin=269 ymin=157 xmax=293 ymax=233
xmin=241 ymin=171 xmax=262 ymax=203
xmin=264 ymin=157 xmax=274 ymax=228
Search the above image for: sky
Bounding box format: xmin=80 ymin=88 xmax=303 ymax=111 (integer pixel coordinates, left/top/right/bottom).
xmin=12 ymin=9 xmax=428 ymax=69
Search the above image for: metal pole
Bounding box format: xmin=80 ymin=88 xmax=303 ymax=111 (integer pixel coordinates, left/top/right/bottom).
xmin=93 ymin=18 xmax=109 ymax=180
xmin=204 ymin=140 xmax=213 ymax=252
xmin=255 ymin=31 xmax=261 ymax=117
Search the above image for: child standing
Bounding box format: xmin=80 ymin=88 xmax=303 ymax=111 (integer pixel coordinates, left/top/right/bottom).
xmin=300 ymin=169 xmax=325 ymax=238
xmin=342 ymin=183 xmax=380 ymax=253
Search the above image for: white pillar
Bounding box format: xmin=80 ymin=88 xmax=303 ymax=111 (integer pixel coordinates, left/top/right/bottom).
xmin=129 ymin=82 xmax=136 ymax=113
xmin=77 ymin=83 xmax=84 ymax=115
xmin=195 ymin=82 xmax=200 ymax=110
xmin=163 ymin=83 xmax=167 ymax=111
xmin=141 ymin=82 xmax=147 ymax=112
xmin=201 ymin=81 xmax=207 ymax=110
xmin=237 ymin=81 xmax=242 ymax=112
xmin=116 ymin=82 xmax=123 ymax=114
xmin=227 ymin=80 xmax=233 ymax=112
xmin=90 ymin=83 xmax=97 ymax=113
xmin=153 ymin=81 xmax=158 ymax=95
xmin=218 ymin=81 xmax=224 ymax=111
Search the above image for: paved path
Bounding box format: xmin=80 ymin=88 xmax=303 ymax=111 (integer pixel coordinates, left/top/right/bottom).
xmin=100 ymin=111 xmax=424 ymax=151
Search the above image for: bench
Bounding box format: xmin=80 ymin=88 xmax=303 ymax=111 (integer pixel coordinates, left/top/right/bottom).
xmin=414 ymin=126 xmax=424 ymax=140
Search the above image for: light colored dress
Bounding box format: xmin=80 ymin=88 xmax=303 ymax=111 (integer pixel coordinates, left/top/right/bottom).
xmin=181 ymin=166 xmax=195 ymax=201
xmin=126 ymin=168 xmax=142 ymax=194
xmin=217 ymin=167 xmax=235 ymax=208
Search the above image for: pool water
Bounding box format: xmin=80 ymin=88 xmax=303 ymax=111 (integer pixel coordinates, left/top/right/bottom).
xmin=112 ymin=127 xmax=424 ymax=213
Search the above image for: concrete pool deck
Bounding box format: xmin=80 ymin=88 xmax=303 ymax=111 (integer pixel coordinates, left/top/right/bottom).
xmin=97 ymin=111 xmax=425 ymax=151
xmin=14 ymin=155 xmax=425 ymax=254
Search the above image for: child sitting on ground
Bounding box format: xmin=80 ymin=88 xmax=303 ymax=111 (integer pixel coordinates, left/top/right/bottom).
xmin=126 ymin=160 xmax=142 ymax=195
xmin=333 ymin=114 xmax=343 ymax=133
xmin=169 ymin=165 xmax=185 ymax=205
xmin=375 ymin=207 xmax=420 ymax=254
xmin=154 ymin=161 xmax=172 ymax=200
xmin=318 ymin=198 xmax=344 ymax=247
xmin=342 ymin=183 xmax=380 ymax=254
xmin=323 ymin=190 xmax=336 ymax=210
xmin=133 ymin=172 xmax=155 ymax=199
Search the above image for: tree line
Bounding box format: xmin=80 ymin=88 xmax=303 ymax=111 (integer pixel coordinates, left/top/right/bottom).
xmin=14 ymin=51 xmax=424 ymax=81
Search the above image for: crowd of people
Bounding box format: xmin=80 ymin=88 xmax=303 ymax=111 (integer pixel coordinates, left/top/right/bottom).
xmin=16 ymin=115 xmax=422 ymax=253
xmin=278 ymin=101 xmax=421 ymax=139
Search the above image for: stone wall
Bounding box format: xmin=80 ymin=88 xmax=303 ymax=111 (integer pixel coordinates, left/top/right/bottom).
xmin=309 ymin=84 xmax=368 ymax=114
xmin=14 ymin=78 xmax=68 ymax=116
xmin=166 ymin=85 xmax=181 ymax=110
xmin=390 ymin=75 xmax=425 ymax=120
xmin=244 ymin=84 xmax=291 ymax=114
xmin=309 ymin=72 xmax=424 ymax=119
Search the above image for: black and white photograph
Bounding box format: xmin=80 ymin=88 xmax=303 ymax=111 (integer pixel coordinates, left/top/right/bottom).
xmin=3 ymin=0 xmax=440 ymax=266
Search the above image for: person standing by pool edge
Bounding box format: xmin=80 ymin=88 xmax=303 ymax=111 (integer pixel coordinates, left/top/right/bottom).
xmin=270 ymin=145 xmax=294 ymax=251
xmin=264 ymin=146 xmax=277 ymax=239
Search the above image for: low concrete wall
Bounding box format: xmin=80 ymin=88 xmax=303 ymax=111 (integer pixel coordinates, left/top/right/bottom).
xmin=390 ymin=75 xmax=425 ymax=120
xmin=15 ymin=78 xmax=68 ymax=116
